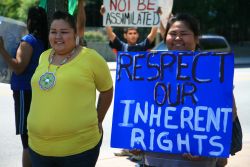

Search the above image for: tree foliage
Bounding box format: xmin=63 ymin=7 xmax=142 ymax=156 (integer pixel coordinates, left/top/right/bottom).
xmin=1 ymin=0 xmax=249 ymax=43
xmin=173 ymin=0 xmax=250 ymax=42
xmin=0 ymin=0 xmax=38 ymax=22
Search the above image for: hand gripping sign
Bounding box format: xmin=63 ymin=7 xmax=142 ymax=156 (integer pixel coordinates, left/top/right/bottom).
xmin=111 ymin=50 xmax=234 ymax=158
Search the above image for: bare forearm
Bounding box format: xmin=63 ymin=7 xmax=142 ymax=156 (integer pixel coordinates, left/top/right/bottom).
xmin=0 ymin=47 xmax=19 ymax=72
xmin=0 ymin=39 xmax=32 ymax=75
xmin=97 ymin=87 xmax=113 ymax=123
xmin=77 ymin=0 xmax=86 ymax=37
xmin=147 ymin=26 xmax=158 ymax=43
xmin=100 ymin=5 xmax=116 ymax=42
xmin=159 ymin=21 xmax=166 ymax=39
xmin=106 ymin=26 xmax=116 ymax=42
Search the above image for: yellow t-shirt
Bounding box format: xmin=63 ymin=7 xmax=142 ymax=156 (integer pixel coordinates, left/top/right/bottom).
xmin=28 ymin=47 xmax=113 ymax=156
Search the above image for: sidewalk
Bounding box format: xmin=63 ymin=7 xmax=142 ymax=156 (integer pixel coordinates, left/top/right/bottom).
xmin=96 ymin=155 xmax=137 ymax=167
xmin=96 ymin=142 xmax=250 ymax=167
xmin=227 ymin=141 xmax=250 ymax=167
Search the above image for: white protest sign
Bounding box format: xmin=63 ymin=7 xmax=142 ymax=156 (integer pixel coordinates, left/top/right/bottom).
xmin=0 ymin=16 xmax=27 ymax=84
xmin=159 ymin=0 xmax=173 ymax=28
xmin=103 ymin=0 xmax=160 ymax=27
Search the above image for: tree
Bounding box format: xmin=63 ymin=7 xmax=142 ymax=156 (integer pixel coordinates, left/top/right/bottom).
xmin=0 ymin=0 xmax=38 ymax=22
xmin=173 ymin=0 xmax=250 ymax=43
xmin=46 ymin=0 xmax=68 ymax=25
xmin=84 ymin=0 xmax=102 ymax=26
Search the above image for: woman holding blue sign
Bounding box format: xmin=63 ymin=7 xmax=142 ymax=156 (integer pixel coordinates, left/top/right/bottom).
xmin=143 ymin=13 xmax=238 ymax=167
xmin=0 ymin=6 xmax=48 ymax=167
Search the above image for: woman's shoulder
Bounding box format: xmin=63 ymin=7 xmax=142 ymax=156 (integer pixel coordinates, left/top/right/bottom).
xmin=79 ymin=47 xmax=103 ymax=59
xmin=21 ymin=34 xmax=41 ymax=48
xmin=77 ymin=47 xmax=108 ymax=67
xmin=21 ymin=34 xmax=36 ymax=42
xmin=80 ymin=47 xmax=98 ymax=54
xmin=40 ymin=49 xmax=52 ymax=58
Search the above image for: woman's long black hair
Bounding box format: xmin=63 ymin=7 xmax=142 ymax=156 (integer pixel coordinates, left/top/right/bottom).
xmin=27 ymin=6 xmax=49 ymax=49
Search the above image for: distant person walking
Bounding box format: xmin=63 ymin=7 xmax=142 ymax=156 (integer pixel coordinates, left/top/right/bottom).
xmin=0 ymin=6 xmax=48 ymax=167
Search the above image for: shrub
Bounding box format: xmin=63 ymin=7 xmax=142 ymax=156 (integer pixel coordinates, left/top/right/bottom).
xmin=84 ymin=31 xmax=106 ymax=42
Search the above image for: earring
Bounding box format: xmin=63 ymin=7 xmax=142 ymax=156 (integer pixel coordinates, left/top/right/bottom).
xmin=75 ymin=36 xmax=80 ymax=45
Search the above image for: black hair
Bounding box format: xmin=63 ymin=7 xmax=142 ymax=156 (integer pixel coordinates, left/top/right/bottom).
xmin=27 ymin=6 xmax=48 ymax=49
xmin=123 ymin=27 xmax=138 ymax=34
xmin=51 ymin=11 xmax=76 ymax=33
xmin=164 ymin=13 xmax=200 ymax=44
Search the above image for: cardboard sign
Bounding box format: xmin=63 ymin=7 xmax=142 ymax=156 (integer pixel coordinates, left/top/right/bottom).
xmin=111 ymin=51 xmax=234 ymax=158
xmin=0 ymin=16 xmax=27 ymax=84
xmin=103 ymin=0 xmax=160 ymax=27
xmin=159 ymin=0 xmax=173 ymax=28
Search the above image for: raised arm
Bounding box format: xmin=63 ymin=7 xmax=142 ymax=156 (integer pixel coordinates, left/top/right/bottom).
xmin=100 ymin=5 xmax=116 ymax=42
xmin=105 ymin=26 xmax=116 ymax=42
xmin=159 ymin=20 xmax=166 ymax=39
xmin=147 ymin=26 xmax=158 ymax=43
xmin=76 ymin=0 xmax=86 ymax=38
xmin=147 ymin=7 xmax=163 ymax=43
xmin=159 ymin=13 xmax=173 ymax=39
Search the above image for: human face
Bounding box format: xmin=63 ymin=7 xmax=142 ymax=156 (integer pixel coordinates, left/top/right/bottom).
xmin=124 ymin=29 xmax=139 ymax=45
xmin=166 ymin=21 xmax=198 ymax=51
xmin=49 ymin=19 xmax=76 ymax=55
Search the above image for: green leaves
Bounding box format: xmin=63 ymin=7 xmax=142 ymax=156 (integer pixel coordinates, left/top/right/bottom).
xmin=0 ymin=0 xmax=39 ymax=21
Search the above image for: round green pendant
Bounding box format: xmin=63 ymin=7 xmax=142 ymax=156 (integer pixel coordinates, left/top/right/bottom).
xmin=39 ymin=72 xmax=56 ymax=90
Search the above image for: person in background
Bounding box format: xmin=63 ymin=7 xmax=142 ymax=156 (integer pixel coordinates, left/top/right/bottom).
xmin=100 ymin=5 xmax=162 ymax=162
xmin=0 ymin=6 xmax=48 ymax=167
xmin=143 ymin=13 xmax=237 ymax=167
xmin=100 ymin=5 xmax=160 ymax=52
xmin=27 ymin=11 xmax=113 ymax=167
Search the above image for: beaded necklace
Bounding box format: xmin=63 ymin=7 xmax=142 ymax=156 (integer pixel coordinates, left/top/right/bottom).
xmin=38 ymin=48 xmax=75 ymax=90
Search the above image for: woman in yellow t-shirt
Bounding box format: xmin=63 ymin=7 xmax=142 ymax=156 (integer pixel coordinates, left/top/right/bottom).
xmin=27 ymin=11 xmax=113 ymax=167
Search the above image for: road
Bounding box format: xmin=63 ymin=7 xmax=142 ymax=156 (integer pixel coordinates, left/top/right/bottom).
xmin=0 ymin=66 xmax=250 ymax=167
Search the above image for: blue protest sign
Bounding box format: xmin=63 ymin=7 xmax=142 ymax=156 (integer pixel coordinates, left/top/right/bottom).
xmin=111 ymin=51 xmax=234 ymax=158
